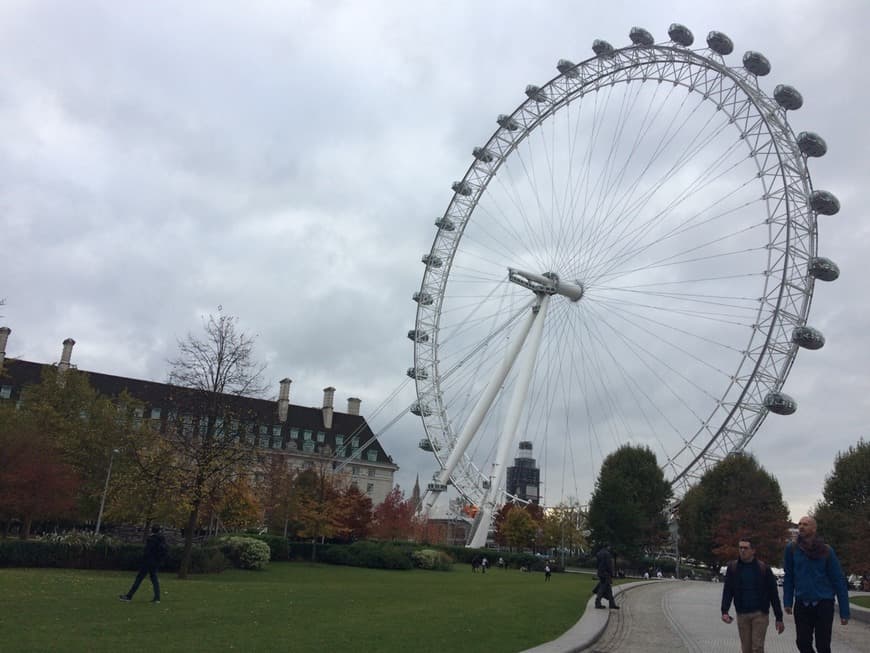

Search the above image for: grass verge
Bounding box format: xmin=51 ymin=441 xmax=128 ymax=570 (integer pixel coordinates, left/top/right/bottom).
xmin=1 ymin=563 xmax=593 ymax=652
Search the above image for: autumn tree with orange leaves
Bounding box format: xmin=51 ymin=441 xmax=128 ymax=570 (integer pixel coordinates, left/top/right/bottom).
xmin=371 ymin=486 xmax=415 ymax=541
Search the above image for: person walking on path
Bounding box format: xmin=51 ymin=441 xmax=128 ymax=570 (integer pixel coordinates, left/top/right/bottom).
xmin=594 ymin=543 xmax=619 ymax=610
xmin=783 ymin=515 xmax=850 ymax=653
xmin=721 ymin=537 xmax=784 ymax=653
xmin=119 ymin=525 xmax=168 ymax=603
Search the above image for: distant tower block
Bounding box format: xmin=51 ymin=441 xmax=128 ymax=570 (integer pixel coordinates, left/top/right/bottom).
xmin=506 ymin=441 xmax=541 ymax=504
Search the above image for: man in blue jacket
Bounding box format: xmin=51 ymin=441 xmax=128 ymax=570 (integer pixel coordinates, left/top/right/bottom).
xmin=783 ymin=516 xmax=850 ymax=653
xmin=721 ymin=536 xmax=784 ymax=653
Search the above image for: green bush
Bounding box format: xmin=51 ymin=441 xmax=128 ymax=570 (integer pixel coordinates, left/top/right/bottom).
xmin=411 ymin=548 xmax=453 ymax=571
xmin=219 ymin=536 xmax=271 ymax=570
xmin=319 ymin=541 xmax=413 ymax=570
xmin=247 ymin=534 xmax=290 ymax=561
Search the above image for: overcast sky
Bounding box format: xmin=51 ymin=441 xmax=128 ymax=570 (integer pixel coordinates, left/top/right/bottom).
xmin=2 ymin=0 xmax=867 ymax=524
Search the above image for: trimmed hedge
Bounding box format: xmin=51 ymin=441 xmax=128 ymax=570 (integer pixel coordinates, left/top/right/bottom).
xmin=219 ymin=537 xmax=271 ymax=570
xmin=319 ymin=541 xmax=413 ymax=570
xmin=411 ymin=548 xmax=453 ymax=571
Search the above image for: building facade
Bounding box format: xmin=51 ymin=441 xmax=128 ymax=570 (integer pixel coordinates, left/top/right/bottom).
xmin=0 ymin=328 xmax=398 ymax=505
xmin=505 ymin=440 xmax=541 ymax=505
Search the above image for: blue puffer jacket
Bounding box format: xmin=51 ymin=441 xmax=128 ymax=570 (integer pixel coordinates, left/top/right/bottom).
xmin=782 ymin=541 xmax=850 ymax=620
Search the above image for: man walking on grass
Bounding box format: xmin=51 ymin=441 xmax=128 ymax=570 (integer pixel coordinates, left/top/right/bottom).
xmin=721 ymin=536 xmax=784 ymax=652
xmin=119 ymin=525 xmax=168 ymax=604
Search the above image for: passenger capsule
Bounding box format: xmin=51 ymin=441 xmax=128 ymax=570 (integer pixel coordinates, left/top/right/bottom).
xmin=668 ymin=23 xmax=694 ymax=46
xmin=743 ymin=51 xmax=771 ymax=76
xmin=774 ymin=85 xmax=803 ymax=111
xmin=792 ymin=326 xmax=825 ymax=350
xmin=472 ymin=146 xmax=494 ymax=163
xmin=809 ymin=190 xmax=840 ymax=215
xmin=452 ymin=181 xmax=472 ymax=196
xmin=557 ymin=59 xmax=579 ymax=77
xmin=412 ymin=291 xmax=433 ymax=306
xmin=435 ymin=217 xmax=455 ymax=231
xmin=418 ymin=438 xmax=439 ymax=452
xmin=410 ymin=401 xmax=432 ymax=417
xmin=427 ymin=482 xmax=448 ymax=492
xmin=497 ymin=114 xmax=520 ymax=131
xmin=592 ymin=39 xmax=615 ymax=57
xmin=407 ymin=367 xmax=429 ymax=380
xmin=797 ymin=132 xmax=827 ymax=158
xmin=407 ymin=329 xmax=429 ymax=343
xmin=808 ymin=257 xmax=840 ymax=282
xmin=706 ymin=31 xmax=734 ymax=55
xmin=525 ymin=84 xmax=547 ymax=102
xmin=422 ymin=254 xmax=442 ymax=268
xmin=629 ymin=27 xmax=655 ymax=46
xmin=764 ymin=392 xmax=797 ymax=415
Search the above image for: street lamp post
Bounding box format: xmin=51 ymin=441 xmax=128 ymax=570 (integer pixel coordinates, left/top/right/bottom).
xmin=95 ymin=448 xmax=120 ymax=535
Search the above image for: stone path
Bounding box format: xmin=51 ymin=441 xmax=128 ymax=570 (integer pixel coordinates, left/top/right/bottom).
xmin=589 ymin=581 xmax=869 ymax=653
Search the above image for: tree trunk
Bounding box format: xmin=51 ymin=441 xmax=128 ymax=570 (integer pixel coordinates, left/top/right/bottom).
xmin=178 ymin=501 xmax=200 ymax=579
xmin=21 ymin=515 xmax=32 ymax=540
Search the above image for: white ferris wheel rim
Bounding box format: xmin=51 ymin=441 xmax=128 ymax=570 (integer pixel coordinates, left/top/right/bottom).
xmin=411 ymin=30 xmax=827 ymax=511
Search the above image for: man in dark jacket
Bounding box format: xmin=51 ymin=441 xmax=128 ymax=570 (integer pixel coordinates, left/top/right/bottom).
xmin=783 ymin=516 xmax=850 ymax=653
xmin=119 ymin=525 xmax=168 ymax=603
xmin=594 ymin=543 xmax=619 ymax=609
xmin=721 ymin=537 xmax=784 ymax=652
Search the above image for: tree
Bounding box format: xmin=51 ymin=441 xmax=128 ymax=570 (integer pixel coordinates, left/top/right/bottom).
xmin=539 ymin=501 xmax=588 ymax=556
xmin=587 ymin=445 xmax=672 ymax=560
xmin=0 ymin=408 xmax=80 ymax=538
xmin=371 ymin=486 xmax=415 ymax=541
xmin=813 ymin=438 xmax=869 ymax=574
xmin=679 ymin=453 xmax=789 ymax=567
xmin=294 ymin=467 xmax=341 ymax=559
xmin=333 ymin=485 xmax=373 ymax=543
xmin=166 ymin=309 xmax=267 ymax=578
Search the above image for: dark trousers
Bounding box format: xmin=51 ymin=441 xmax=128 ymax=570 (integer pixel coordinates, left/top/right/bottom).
xmin=595 ymin=574 xmax=615 ymax=606
xmin=794 ymin=599 xmax=834 ymax=653
xmin=127 ymin=564 xmax=160 ymax=600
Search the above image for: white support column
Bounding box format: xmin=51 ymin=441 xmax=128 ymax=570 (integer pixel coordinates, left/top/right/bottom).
xmin=468 ymin=294 xmax=550 ymax=548
xmin=420 ymin=302 xmax=540 ymax=517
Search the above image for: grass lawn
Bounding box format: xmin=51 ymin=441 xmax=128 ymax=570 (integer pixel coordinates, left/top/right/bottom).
xmin=1 ymin=563 xmax=594 ymax=652
xmin=852 ymin=595 xmax=870 ymax=609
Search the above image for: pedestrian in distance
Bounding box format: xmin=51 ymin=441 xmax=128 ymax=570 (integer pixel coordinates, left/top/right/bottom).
xmin=782 ymin=516 xmax=850 ymax=653
xmin=544 ymin=564 xmax=551 ymax=582
xmin=119 ymin=525 xmax=168 ymax=603
xmin=720 ymin=537 xmax=784 ymax=653
xmin=594 ymin=543 xmax=619 ymax=610
xmin=481 ymin=556 xmax=488 ymax=573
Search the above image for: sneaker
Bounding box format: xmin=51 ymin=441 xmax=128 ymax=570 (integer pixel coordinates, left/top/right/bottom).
xmin=151 ymin=599 xmax=161 ymax=604
xmin=595 ymin=604 xmax=606 ymax=610
xmin=119 ymin=595 xmax=131 ymax=602
xmin=609 ymin=605 xmax=620 ymax=610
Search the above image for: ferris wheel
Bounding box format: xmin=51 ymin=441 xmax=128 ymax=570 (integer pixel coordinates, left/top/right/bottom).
xmin=409 ymin=24 xmax=840 ymax=548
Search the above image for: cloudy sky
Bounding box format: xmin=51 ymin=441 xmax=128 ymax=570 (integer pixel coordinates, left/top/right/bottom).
xmin=2 ymin=0 xmax=867 ymax=524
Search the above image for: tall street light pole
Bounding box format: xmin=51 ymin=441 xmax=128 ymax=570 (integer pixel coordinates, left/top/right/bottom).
xmin=95 ymin=448 xmax=120 ymax=535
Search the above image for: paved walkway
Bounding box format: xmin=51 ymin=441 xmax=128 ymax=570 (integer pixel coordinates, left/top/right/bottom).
xmin=524 ymin=581 xmax=870 ymax=653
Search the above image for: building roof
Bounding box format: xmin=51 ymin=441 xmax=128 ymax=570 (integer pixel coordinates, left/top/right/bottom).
xmin=0 ymin=359 xmax=397 ymax=469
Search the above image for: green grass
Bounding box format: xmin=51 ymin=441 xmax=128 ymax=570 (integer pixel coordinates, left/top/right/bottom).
xmin=1 ymin=563 xmax=593 ymax=652
xmin=852 ymin=595 xmax=870 ymax=609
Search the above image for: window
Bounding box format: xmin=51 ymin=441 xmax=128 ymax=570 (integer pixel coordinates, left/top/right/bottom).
xmin=366 ymin=450 xmax=377 ymax=462
xmin=335 ymin=434 xmax=344 ymax=447
xmin=199 ymin=417 xmax=209 ymax=436
xmin=290 ymin=428 xmax=299 ymax=440
xmin=367 ymin=469 xmax=376 ymax=477
xmin=303 ymin=430 xmax=312 ymax=441
xmin=214 ymin=417 xmax=225 ymax=437
xmin=150 ymin=407 xmax=161 ymax=420
xmin=259 ymin=425 xmax=268 ymax=436
xmin=0 ymin=385 xmax=12 ymax=400
xmin=302 ymin=441 xmax=315 ymax=453
xmin=366 ymin=483 xmax=374 ymax=495
xmin=351 ymin=465 xmax=360 ymax=476
xmin=316 ymin=431 xmax=325 ymax=443
xmin=272 ymin=425 xmax=282 ymax=437
xmin=351 ymin=436 xmax=359 ymax=448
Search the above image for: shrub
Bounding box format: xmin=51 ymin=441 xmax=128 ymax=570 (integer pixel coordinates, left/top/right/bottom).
xmin=248 ymin=534 xmax=290 ymax=561
xmin=411 ymin=548 xmax=453 ymax=571
xmin=319 ymin=541 xmax=413 ymax=570
xmin=219 ymin=536 xmax=271 ymax=570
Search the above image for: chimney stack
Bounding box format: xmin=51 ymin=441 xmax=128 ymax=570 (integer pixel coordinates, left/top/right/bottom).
xmin=277 ymin=378 xmax=292 ymax=423
xmin=347 ymin=397 xmax=361 ymax=416
xmin=0 ymin=326 xmax=10 ymax=373
xmin=322 ymin=386 xmax=335 ymax=429
xmin=59 ymin=338 xmax=76 ymax=372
